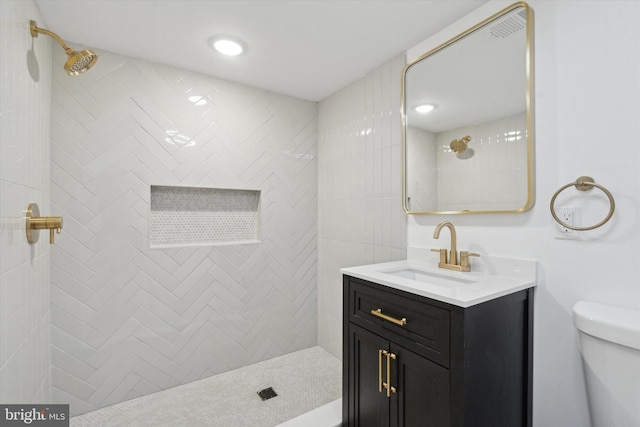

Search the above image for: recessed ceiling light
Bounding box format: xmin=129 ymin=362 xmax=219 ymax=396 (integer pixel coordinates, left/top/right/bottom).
xmin=209 ymin=36 xmax=245 ymax=56
xmin=414 ymin=104 xmax=436 ymax=114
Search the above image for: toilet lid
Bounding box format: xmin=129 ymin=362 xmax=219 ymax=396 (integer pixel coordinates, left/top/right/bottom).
xmin=573 ymin=301 xmax=640 ymax=351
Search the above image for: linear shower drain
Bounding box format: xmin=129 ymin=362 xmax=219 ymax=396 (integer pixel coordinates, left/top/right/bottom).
xmin=257 ymin=387 xmax=278 ymax=401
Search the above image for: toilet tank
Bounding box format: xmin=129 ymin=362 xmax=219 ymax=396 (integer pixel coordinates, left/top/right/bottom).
xmin=573 ymin=301 xmax=640 ymax=427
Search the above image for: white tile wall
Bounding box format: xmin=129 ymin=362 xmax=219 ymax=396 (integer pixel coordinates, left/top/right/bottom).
xmin=317 ymin=55 xmax=407 ymax=359
xmin=50 ymin=49 xmax=318 ymax=414
xmin=405 ymin=113 xmax=527 ymax=212
xmin=435 ymin=113 xmax=528 ymax=211
xmin=0 ymin=0 xmax=53 ymax=404
xmin=405 ymin=126 xmax=437 ymax=212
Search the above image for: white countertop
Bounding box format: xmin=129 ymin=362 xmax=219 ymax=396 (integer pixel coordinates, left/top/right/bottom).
xmin=341 ymin=250 xmax=536 ymax=308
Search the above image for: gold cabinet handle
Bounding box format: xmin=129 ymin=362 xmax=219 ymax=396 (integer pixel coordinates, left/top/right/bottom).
xmin=371 ymin=308 xmax=407 ymax=326
xmin=381 ymin=351 xmax=397 ymax=397
xmin=378 ymin=349 xmax=397 ymax=397
xmin=387 ymin=351 xmax=397 ymax=397
xmin=378 ymin=349 xmax=384 ymax=393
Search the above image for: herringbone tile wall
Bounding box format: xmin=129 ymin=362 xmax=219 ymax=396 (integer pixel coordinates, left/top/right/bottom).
xmin=50 ymin=49 xmax=318 ymax=415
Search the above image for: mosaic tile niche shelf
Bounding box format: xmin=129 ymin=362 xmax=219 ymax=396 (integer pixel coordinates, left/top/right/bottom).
xmin=150 ymin=185 xmax=261 ymax=248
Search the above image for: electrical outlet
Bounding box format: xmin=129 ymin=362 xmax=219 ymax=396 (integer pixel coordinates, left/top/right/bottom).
xmin=560 ymin=210 xmax=573 ymax=233
xmin=556 ymin=207 xmax=578 ymax=239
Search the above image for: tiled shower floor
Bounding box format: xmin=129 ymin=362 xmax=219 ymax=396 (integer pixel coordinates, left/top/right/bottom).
xmin=70 ymin=346 xmax=341 ymax=427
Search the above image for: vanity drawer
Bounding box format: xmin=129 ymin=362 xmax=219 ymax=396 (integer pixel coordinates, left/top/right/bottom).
xmin=347 ymin=277 xmax=450 ymax=367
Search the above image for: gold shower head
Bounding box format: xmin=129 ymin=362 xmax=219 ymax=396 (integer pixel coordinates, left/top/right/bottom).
xmin=450 ymin=136 xmax=471 ymax=154
xmin=30 ymin=20 xmax=98 ymax=76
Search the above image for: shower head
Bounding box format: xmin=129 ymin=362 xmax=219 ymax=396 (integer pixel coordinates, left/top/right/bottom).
xmin=30 ymin=20 xmax=98 ymax=76
xmin=65 ymin=49 xmax=98 ymax=76
xmin=450 ymin=136 xmax=471 ymax=154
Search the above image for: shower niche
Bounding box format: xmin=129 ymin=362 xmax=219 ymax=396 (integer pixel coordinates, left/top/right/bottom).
xmin=149 ymin=185 xmax=261 ymax=248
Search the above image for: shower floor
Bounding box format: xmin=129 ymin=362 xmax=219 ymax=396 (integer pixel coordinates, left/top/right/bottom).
xmin=70 ymin=346 xmax=341 ymax=427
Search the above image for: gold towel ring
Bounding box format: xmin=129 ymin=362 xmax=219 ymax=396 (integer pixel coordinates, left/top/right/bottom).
xmin=550 ymin=176 xmax=615 ymax=231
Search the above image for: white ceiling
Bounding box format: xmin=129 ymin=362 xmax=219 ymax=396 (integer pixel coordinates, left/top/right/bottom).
xmin=33 ymin=0 xmax=487 ymax=102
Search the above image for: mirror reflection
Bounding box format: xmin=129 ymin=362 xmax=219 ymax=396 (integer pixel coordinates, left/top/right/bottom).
xmin=402 ymin=3 xmax=534 ymax=214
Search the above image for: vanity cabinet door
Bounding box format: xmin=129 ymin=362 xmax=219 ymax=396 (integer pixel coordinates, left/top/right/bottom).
xmin=348 ymin=325 xmax=391 ymax=427
xmin=391 ymin=343 xmax=450 ymax=427
xmin=347 ymin=324 xmax=451 ymax=427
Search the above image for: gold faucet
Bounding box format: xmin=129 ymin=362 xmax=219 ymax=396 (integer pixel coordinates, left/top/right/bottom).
xmin=431 ymin=221 xmax=479 ymax=272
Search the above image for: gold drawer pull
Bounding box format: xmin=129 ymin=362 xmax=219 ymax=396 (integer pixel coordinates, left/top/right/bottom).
xmin=371 ymin=308 xmax=407 ymax=326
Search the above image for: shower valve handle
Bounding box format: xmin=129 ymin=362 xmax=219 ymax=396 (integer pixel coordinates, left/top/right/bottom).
xmin=25 ymin=203 xmax=63 ymax=244
xmin=32 ymin=219 xmax=63 ymax=243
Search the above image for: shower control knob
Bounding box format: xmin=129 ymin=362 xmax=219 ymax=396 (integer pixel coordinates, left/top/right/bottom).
xmin=25 ymin=203 xmax=64 ymax=244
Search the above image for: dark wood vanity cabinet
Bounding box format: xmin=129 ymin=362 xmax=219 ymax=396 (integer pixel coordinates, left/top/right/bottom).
xmin=342 ymin=275 xmax=533 ymax=427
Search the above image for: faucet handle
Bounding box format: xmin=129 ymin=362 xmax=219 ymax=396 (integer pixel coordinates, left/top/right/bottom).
xmin=461 ymin=251 xmax=480 ymax=257
xmin=431 ymin=248 xmax=447 ymax=265
xmin=460 ymin=251 xmax=480 ymax=270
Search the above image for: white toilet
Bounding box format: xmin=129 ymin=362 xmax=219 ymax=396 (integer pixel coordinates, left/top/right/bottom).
xmin=573 ymin=301 xmax=640 ymax=427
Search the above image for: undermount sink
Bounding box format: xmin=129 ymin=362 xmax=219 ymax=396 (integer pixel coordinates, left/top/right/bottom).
xmin=383 ymin=267 xmax=477 ymax=285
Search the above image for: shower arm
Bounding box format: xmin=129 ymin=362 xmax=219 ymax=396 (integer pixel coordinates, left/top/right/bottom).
xmin=30 ymin=20 xmax=74 ymax=54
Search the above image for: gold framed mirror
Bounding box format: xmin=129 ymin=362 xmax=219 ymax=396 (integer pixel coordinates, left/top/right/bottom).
xmin=401 ymin=2 xmax=534 ymax=214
